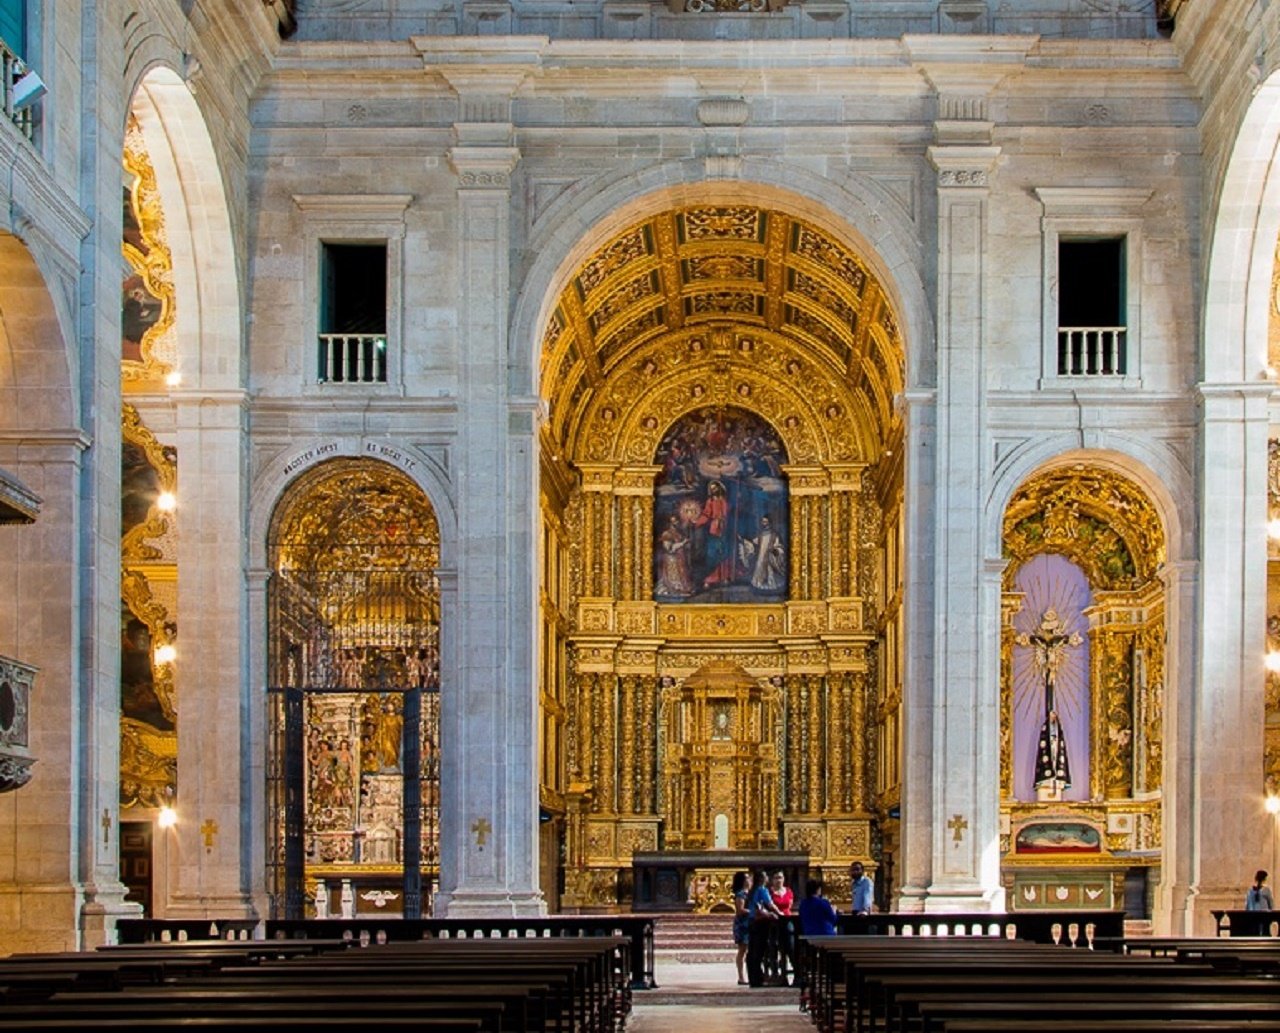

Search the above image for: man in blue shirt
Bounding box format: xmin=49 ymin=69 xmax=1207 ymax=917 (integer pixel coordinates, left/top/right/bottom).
xmin=851 ymin=861 xmax=874 ymax=915
xmin=798 ymin=878 xmax=838 ymax=936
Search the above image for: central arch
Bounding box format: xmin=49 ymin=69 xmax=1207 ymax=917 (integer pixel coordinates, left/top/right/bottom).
xmin=532 ymin=189 xmax=912 ymax=911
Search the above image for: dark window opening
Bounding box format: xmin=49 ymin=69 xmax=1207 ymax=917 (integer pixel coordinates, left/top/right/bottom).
xmin=318 ymin=242 xmax=388 ymax=383
xmin=1057 ymin=237 xmax=1126 ymax=376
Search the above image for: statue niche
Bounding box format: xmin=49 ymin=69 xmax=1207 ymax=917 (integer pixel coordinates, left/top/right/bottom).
xmin=653 ymin=406 xmax=789 ymax=604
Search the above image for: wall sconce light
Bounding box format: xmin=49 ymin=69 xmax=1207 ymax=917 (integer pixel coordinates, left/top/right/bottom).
xmin=154 ymin=644 xmax=177 ymax=666
xmin=1266 ymin=796 xmax=1280 ymax=817
xmin=156 ymin=492 xmax=177 ymax=513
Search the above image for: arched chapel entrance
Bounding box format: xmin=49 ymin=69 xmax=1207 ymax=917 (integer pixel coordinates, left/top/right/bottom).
xmin=534 ymin=201 xmax=907 ymax=910
xmin=265 ymin=458 xmax=442 ymax=920
xmin=999 ymin=461 xmax=1166 ymax=913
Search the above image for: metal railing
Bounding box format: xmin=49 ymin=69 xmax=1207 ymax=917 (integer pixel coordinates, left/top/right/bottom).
xmin=1057 ymin=326 xmax=1127 ymax=377
xmin=318 ymin=333 xmax=388 ymax=384
xmin=2 ymin=40 xmax=35 ymax=141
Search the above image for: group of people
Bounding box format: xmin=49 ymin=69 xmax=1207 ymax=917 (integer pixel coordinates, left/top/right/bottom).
xmin=730 ymin=862 xmax=874 ymax=987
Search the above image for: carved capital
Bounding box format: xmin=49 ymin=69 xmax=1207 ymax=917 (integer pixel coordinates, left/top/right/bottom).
xmin=928 ymin=145 xmax=1001 ymax=190
xmin=449 ymin=146 xmax=521 ymax=189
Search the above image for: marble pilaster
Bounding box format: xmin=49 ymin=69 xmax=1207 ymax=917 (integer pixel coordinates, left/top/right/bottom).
xmin=435 ymin=83 xmax=543 ymax=914
xmin=924 ymin=142 xmax=1002 ymax=911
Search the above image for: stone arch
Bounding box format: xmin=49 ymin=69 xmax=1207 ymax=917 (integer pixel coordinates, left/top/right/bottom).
xmin=510 ymin=160 xmax=932 ymax=398
xmin=128 ymin=66 xmax=242 ymax=391
xmin=984 ymin=437 xmax=1189 ymax=567
xmin=1202 ymin=72 xmax=1280 ymax=383
xmin=263 ymin=455 xmax=444 ymax=919
xmin=0 ymin=233 xmax=75 ymax=431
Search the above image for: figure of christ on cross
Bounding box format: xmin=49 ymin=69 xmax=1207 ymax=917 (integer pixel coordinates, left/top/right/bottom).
xmin=1015 ymin=609 xmax=1082 ymax=801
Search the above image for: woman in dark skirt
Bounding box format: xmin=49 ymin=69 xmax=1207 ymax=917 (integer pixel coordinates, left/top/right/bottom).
xmin=731 ymin=870 xmax=750 ymax=985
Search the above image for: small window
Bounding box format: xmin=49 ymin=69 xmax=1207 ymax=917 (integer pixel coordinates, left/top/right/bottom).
xmin=0 ymin=0 xmax=25 ymax=60
xmin=1057 ymin=238 xmax=1126 ymax=376
xmin=318 ymin=242 xmax=387 ymax=384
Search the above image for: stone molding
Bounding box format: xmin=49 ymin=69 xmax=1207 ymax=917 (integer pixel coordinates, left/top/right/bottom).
xmin=927 ymin=145 xmax=1001 ymax=188
xmin=448 ymin=145 xmax=522 ymax=188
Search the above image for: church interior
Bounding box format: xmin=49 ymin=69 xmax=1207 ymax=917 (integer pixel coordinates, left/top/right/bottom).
xmin=4 ymin=0 xmax=1280 ymax=968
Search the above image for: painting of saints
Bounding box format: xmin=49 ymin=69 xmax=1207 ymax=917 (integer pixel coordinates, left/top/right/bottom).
xmin=652 ymin=406 xmax=789 ymax=603
xmin=655 ymin=514 xmax=695 ymax=597
xmin=739 ymin=515 xmax=786 ymax=592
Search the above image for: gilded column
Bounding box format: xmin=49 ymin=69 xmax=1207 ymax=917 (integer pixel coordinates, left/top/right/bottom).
xmin=639 ymin=495 xmax=655 ymax=599
xmin=1000 ymin=593 xmax=1024 ymax=799
xmin=808 ymin=674 xmax=824 ymax=811
xmin=786 ymin=675 xmax=802 ymax=814
xmin=598 ymin=673 xmax=617 ymax=813
xmin=641 ymin=675 xmax=657 ymax=812
xmin=618 ymin=496 xmax=635 ymax=602
xmin=832 ymin=672 xmax=852 ymax=812
xmin=809 ymin=500 xmax=825 ymax=600
xmin=850 ymin=672 xmax=868 ymax=812
xmin=619 ymin=674 xmax=637 ymax=813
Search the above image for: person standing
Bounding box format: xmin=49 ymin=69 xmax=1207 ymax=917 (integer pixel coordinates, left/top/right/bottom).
xmin=769 ymin=869 xmax=796 ymax=985
xmin=746 ymin=870 xmax=781 ymax=987
xmin=1246 ymin=870 xmax=1275 ymax=910
xmin=851 ymin=861 xmax=874 ymax=916
xmin=731 ymin=870 xmax=750 ymax=986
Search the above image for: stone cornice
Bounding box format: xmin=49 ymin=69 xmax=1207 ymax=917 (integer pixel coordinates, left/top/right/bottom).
xmin=0 ymin=429 xmax=92 ymax=450
xmin=292 ymin=194 xmax=414 ymax=220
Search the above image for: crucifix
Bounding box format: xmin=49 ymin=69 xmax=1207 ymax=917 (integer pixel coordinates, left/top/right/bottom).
xmin=471 ymin=817 xmax=491 ymax=850
xmin=947 ymin=814 xmax=968 ymax=844
xmin=200 ymin=819 xmax=219 ymax=852
xmin=101 ymin=808 xmax=112 ymax=846
xmin=1015 ymin=609 xmax=1082 ymax=799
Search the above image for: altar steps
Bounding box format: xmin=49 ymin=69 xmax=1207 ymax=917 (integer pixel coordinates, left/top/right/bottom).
xmin=642 ymin=913 xmax=800 ymax=1006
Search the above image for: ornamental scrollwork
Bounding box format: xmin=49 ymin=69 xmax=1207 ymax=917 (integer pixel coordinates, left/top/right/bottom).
xmin=122 ymin=115 xmax=177 ymax=388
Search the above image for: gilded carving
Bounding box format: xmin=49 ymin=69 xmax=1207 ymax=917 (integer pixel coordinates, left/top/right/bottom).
xmin=121 ymin=405 xmax=177 ymax=564
xmin=122 ymin=115 xmax=177 ymax=388
xmin=1002 ymin=465 xmax=1164 ymax=590
xmin=1000 ymin=463 xmax=1164 ymax=872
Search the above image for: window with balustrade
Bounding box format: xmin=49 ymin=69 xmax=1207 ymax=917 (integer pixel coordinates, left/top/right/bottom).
xmin=292 ymin=193 xmax=409 ymax=393
xmin=1057 ymin=237 xmax=1126 ymax=377
xmin=1034 ymin=187 xmax=1147 ymax=388
xmin=318 ymin=242 xmax=388 ymax=384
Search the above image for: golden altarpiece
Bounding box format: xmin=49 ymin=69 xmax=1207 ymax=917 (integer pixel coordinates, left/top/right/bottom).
xmin=536 ymin=205 xmax=907 ymax=910
xmin=999 ymin=464 xmax=1166 ymax=911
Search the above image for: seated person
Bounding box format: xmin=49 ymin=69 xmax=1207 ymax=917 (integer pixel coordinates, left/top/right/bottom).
xmin=798 ymin=878 xmax=838 ymax=937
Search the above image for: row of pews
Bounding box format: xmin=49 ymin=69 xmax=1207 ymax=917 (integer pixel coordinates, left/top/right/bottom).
xmin=0 ymin=934 xmax=632 ymax=1032
xmin=799 ymin=933 xmax=1280 ymax=1033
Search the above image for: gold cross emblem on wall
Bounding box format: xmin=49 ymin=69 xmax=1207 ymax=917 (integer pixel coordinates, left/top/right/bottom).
xmin=947 ymin=814 xmax=968 ymax=844
xmin=200 ymin=819 xmax=219 ymax=852
xmin=471 ymin=817 xmax=491 ymax=849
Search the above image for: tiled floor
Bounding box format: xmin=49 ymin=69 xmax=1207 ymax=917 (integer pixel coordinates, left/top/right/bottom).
xmin=627 ymin=958 xmax=812 ymax=1031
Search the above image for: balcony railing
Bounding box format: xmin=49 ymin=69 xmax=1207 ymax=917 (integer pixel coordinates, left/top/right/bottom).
xmin=1057 ymin=326 xmax=1127 ymax=377
xmin=318 ymin=334 xmax=388 ymax=384
xmin=2 ymin=40 xmax=35 ymax=141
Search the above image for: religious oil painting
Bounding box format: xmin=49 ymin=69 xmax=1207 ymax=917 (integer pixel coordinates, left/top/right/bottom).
xmin=1014 ymin=821 xmax=1103 ymax=854
xmin=652 ymin=406 xmax=788 ymax=604
xmin=1011 ymin=554 xmax=1091 ymax=803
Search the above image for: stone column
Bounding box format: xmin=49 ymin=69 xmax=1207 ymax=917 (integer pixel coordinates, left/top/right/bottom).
xmin=1186 ymin=385 xmax=1271 ymax=931
xmin=435 ymin=71 xmax=543 ymax=915
xmin=168 ymin=391 xmax=254 ymax=918
xmin=924 ymin=140 xmax=1002 ymax=911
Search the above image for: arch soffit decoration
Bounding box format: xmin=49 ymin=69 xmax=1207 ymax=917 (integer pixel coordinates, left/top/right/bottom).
xmin=267 ymin=457 xmax=441 ymax=575
xmin=539 ymin=203 xmax=907 ymax=466
xmin=1001 ymin=461 xmax=1167 ymax=594
xmin=1202 ymin=72 xmax=1280 ymax=384
xmin=514 ymin=167 xmax=931 ymax=399
xmin=986 ymin=439 xmax=1188 ymax=565
xmin=248 ymin=440 xmax=456 ymax=573
xmin=128 ymin=65 xmax=244 ymax=391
